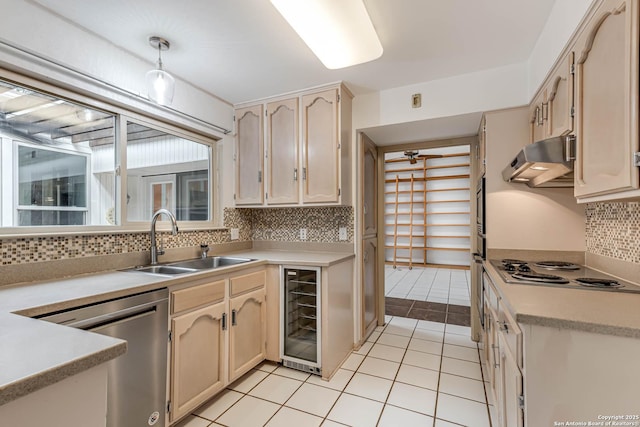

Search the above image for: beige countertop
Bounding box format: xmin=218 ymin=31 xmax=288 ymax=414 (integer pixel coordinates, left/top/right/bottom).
xmin=0 ymin=248 xmax=353 ymax=406
xmin=484 ymin=261 xmax=640 ymax=339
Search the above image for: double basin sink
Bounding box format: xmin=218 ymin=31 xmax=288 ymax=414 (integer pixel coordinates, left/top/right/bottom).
xmin=129 ymin=256 xmax=255 ymax=276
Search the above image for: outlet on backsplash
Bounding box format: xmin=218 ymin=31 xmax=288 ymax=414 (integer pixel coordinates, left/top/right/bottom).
xmin=230 ymin=228 xmax=240 ymax=240
xmin=339 ymin=227 xmax=347 ymax=241
xmin=299 ymin=228 xmax=307 ymax=240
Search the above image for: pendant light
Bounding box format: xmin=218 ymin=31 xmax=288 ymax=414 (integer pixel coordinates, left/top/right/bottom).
xmin=270 ymin=0 xmax=383 ymax=69
xmin=145 ymin=36 xmax=175 ymax=106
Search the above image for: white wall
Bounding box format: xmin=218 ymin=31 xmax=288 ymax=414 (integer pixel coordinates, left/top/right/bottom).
xmin=485 ymin=107 xmax=585 ymax=251
xmin=527 ymin=0 xmax=595 ymax=99
xmin=0 ymin=0 xmax=233 ymax=135
xmin=353 ymin=62 xmax=529 ymax=132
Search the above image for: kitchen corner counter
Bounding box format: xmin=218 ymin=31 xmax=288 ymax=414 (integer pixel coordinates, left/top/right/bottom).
xmin=225 ymin=248 xmax=355 ymax=267
xmin=484 ymin=261 xmax=640 ymax=338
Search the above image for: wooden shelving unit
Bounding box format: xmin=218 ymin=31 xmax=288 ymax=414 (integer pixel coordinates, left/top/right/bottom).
xmin=384 ymin=150 xmax=471 ymax=269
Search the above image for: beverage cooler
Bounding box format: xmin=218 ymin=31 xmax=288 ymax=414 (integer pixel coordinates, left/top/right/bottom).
xmin=280 ymin=266 xmax=321 ymax=375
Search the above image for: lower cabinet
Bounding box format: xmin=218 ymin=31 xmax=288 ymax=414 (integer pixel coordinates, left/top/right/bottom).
xmin=168 ymin=269 xmax=266 ymax=424
xmin=229 ymin=286 xmax=266 ymax=382
xmin=482 ymin=272 xmax=523 ymax=427
xmin=170 ymin=300 xmax=226 ymax=422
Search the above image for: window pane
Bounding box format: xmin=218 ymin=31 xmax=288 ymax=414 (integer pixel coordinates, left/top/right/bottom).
xmin=0 ymin=79 xmax=117 ymax=227
xmin=126 ymin=121 xmax=211 ymax=222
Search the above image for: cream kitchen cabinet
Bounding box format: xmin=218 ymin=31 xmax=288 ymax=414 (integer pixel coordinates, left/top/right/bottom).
xmin=169 ymin=280 xmax=227 ymax=423
xmin=545 ymin=53 xmax=574 ymax=139
xmin=528 ymin=92 xmax=546 ymax=145
xmin=528 ymin=52 xmax=575 ymax=145
xmin=301 ymin=89 xmax=340 ymax=203
xmin=228 ymin=271 xmax=267 ymax=382
xmin=168 ymin=269 xmax=266 ymax=424
xmin=234 ymin=83 xmax=352 ymax=207
xmin=266 ymin=98 xmax=299 ymax=205
xmin=235 ymin=105 xmax=264 ymax=205
xmin=482 ymin=270 xmax=523 ymax=427
xmin=573 ymin=0 xmax=640 ymax=200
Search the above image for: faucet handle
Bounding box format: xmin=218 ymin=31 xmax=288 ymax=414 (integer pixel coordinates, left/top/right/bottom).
xmin=200 ymin=244 xmax=209 ymax=259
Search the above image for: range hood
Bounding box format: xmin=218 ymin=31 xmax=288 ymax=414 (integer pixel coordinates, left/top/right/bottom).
xmin=502 ymin=135 xmax=576 ymax=188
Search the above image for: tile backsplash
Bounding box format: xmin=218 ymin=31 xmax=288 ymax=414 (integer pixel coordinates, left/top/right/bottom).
xmin=586 ymin=202 xmax=640 ymax=263
xmin=0 ymin=206 xmax=353 ymax=265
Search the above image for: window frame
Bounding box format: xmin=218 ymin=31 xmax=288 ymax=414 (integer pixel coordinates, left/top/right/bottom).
xmin=0 ymin=72 xmax=222 ymax=237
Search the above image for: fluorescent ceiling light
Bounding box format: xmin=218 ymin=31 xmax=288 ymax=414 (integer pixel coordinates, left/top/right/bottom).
xmin=271 ymin=0 xmax=383 ymax=69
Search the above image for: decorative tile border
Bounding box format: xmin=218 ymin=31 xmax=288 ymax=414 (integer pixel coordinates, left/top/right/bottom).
xmin=585 ymin=202 xmax=640 ymax=263
xmin=0 ymin=206 xmax=353 ymax=265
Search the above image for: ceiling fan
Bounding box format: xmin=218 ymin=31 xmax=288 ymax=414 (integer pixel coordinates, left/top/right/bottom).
xmin=403 ymin=150 xmax=442 ymax=164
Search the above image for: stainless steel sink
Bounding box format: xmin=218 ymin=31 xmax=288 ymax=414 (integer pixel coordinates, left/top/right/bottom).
xmin=124 ymin=256 xmax=255 ymax=276
xmin=129 ymin=265 xmax=198 ymax=275
xmin=169 ymin=256 xmax=254 ymax=270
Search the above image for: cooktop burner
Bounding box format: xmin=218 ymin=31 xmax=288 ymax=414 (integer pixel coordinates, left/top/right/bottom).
xmin=575 ymin=278 xmax=623 ymax=288
xmin=534 ymin=261 xmax=580 ymax=270
xmin=487 ymin=259 xmax=640 ymax=293
xmin=501 ymin=259 xmax=527 ymax=265
xmin=511 ymin=271 xmax=569 ymax=284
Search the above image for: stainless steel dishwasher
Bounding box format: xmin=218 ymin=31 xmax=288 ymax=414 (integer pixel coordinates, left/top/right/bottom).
xmin=39 ymin=288 xmax=169 ymax=427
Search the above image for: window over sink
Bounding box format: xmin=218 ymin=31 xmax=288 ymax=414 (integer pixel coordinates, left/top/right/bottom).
xmin=0 ymin=78 xmax=218 ymax=233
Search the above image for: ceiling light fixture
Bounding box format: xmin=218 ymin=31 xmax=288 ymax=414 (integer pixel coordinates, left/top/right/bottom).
xmin=270 ymin=0 xmax=383 ymax=69
xmin=145 ymin=36 xmax=175 ymax=106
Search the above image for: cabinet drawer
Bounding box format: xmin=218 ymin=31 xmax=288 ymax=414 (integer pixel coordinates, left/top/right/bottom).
xmin=172 ymin=280 xmax=226 ymax=314
xmin=230 ymin=270 xmax=266 ymax=296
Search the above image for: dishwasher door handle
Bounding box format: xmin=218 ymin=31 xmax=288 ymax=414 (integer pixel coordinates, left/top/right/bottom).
xmin=68 ymin=300 xmax=163 ymax=330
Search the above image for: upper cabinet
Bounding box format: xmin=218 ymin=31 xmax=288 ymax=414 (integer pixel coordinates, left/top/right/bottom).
xmin=235 ymin=105 xmax=264 ymax=205
xmin=302 ymin=89 xmax=339 ymax=203
xmin=573 ymin=0 xmax=639 ymax=200
xmin=234 ymin=83 xmax=353 ymax=207
xmin=529 ymin=53 xmax=575 ymax=144
xmin=266 ymin=98 xmax=299 ymax=205
xmin=546 ymin=53 xmax=575 ymax=139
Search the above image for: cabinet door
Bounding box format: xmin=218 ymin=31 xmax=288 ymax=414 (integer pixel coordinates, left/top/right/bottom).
xmin=574 ymin=0 xmax=639 ymax=197
xmin=362 ymin=136 xmax=377 ymax=236
xmin=529 ymin=95 xmax=546 ymax=144
xmin=362 ymin=238 xmax=377 ymax=337
xmin=302 ymin=89 xmax=339 ymax=203
xmin=267 ymin=98 xmax=299 ymax=205
xmin=499 ymin=333 xmax=524 ymax=427
xmin=170 ymin=301 xmax=226 ymax=422
xmin=229 ymin=287 xmax=266 ymax=382
xmin=235 ymin=105 xmax=264 ymax=205
xmin=546 ymin=53 xmax=575 ymax=138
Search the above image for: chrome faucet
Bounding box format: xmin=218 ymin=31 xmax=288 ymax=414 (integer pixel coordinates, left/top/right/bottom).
xmin=150 ymin=208 xmax=179 ymax=265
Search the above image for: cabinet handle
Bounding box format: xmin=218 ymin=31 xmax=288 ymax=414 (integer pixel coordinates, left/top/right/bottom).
xmin=222 ymin=313 xmax=227 ymax=330
xmin=498 ymin=320 xmax=509 ymax=333
xmin=258 ymin=171 xmax=262 ymax=183
xmin=294 ymin=168 xmax=298 ymax=181
xmin=535 ymin=106 xmax=543 ymax=126
xmin=302 ymin=167 xmax=307 ymax=180
xmin=492 ymin=344 xmax=500 ymax=368
xmin=231 ymin=309 xmax=237 ymax=326
xmin=542 ymin=102 xmax=549 ymax=121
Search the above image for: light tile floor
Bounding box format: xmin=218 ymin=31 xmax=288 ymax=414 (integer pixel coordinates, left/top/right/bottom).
xmin=385 ymin=266 xmax=471 ymax=307
xmin=176 ymin=316 xmax=492 ymax=427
